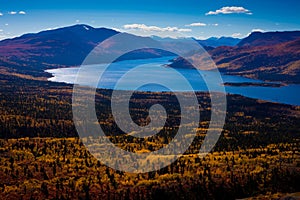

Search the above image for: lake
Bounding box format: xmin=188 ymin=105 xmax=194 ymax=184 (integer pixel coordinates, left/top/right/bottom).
xmin=46 ymin=56 xmax=300 ymax=106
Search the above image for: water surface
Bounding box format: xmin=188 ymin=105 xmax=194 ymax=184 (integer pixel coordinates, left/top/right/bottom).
xmin=46 ymin=57 xmax=300 ymax=106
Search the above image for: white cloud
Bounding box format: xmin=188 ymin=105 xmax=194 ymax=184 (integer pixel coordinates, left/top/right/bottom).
xmin=206 ymin=6 xmax=252 ymax=15
xmin=186 ymin=22 xmax=207 ymax=27
xmin=123 ymin=24 xmax=191 ymax=33
xmin=0 ymin=29 xmax=3 ymax=32
xmin=9 ymin=11 xmax=17 ymax=15
xmin=19 ymin=11 xmax=26 ymax=15
xmin=5 ymin=23 xmax=8 ymax=26
xmin=185 ymin=22 xmax=220 ymax=27
xmin=0 ymin=12 xmax=3 ymax=16
xmin=232 ymin=33 xmax=242 ymax=37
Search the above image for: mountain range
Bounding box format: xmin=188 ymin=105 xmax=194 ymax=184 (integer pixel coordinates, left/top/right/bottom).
xmin=0 ymin=25 xmax=299 ymax=83
xmin=197 ymin=37 xmax=241 ymax=47
xmin=151 ymin=36 xmax=241 ymax=47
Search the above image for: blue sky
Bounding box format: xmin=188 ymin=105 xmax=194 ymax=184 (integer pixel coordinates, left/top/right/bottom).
xmin=0 ymin=0 xmax=299 ymax=40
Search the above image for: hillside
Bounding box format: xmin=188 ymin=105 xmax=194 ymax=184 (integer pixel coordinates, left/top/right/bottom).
xmin=0 ymin=25 xmax=119 ymax=66
xmin=237 ymin=31 xmax=300 ymax=47
xmin=169 ymin=31 xmax=300 ymax=83
xmin=1 ymin=27 xmax=299 ymax=83
xmin=0 ymin=24 xmax=172 ymax=75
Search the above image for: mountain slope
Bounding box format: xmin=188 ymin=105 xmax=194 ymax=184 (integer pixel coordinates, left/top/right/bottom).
xmin=0 ymin=24 xmax=172 ymax=71
xmin=170 ymin=31 xmax=300 ymax=83
xmin=237 ymin=31 xmax=300 ymax=47
xmin=0 ymin=25 xmax=119 ymax=66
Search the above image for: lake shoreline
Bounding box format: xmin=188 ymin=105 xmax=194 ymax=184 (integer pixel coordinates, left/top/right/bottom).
xmin=223 ymin=82 xmax=287 ymax=88
xmin=45 ymin=57 xmax=300 ymax=106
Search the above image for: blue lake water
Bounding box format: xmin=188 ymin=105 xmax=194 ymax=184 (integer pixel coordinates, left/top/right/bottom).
xmin=46 ymin=56 xmax=300 ymax=106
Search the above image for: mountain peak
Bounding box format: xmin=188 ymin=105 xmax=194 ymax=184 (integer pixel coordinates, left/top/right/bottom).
xmin=0 ymin=24 xmax=120 ymax=65
xmin=0 ymin=24 xmax=172 ymax=67
xmin=64 ymin=24 xmax=94 ymax=31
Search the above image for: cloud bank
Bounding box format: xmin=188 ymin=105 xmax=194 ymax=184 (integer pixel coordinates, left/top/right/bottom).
xmin=123 ymin=24 xmax=191 ymax=32
xmin=232 ymin=33 xmax=242 ymax=37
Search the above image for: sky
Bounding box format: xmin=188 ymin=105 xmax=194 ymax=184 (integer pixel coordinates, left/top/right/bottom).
xmin=0 ymin=0 xmax=300 ymax=40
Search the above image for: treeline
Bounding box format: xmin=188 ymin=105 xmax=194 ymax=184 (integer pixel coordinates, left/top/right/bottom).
xmin=0 ymin=138 xmax=299 ymax=199
xmin=0 ymin=73 xmax=299 ymax=151
xmin=0 ymin=73 xmax=300 ymax=199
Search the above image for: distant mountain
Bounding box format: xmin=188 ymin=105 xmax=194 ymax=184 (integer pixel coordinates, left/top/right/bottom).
xmin=237 ymin=31 xmax=300 ymax=47
xmin=197 ymin=37 xmax=241 ymax=47
xmin=151 ymin=36 xmax=241 ymax=48
xmin=0 ymin=24 xmax=172 ymax=70
xmin=169 ymin=31 xmax=300 ymax=83
xmin=0 ymin=25 xmax=118 ymax=66
xmin=0 ymin=25 xmax=240 ymax=73
xmin=1 ymin=26 xmax=300 ymax=83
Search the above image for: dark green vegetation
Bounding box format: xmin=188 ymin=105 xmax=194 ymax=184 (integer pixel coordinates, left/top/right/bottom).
xmin=0 ymin=70 xmax=299 ymax=199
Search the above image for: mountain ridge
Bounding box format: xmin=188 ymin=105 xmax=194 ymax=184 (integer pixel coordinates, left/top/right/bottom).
xmin=151 ymin=35 xmax=241 ymax=47
xmin=169 ymin=30 xmax=300 ymax=83
xmin=0 ymin=24 xmax=172 ymax=69
xmin=237 ymin=30 xmax=300 ymax=47
xmin=0 ymin=24 xmax=120 ymax=66
xmin=0 ymin=25 xmax=299 ymax=83
xmin=197 ymin=36 xmax=241 ymax=47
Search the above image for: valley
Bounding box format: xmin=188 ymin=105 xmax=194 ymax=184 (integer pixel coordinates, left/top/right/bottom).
xmin=0 ymin=25 xmax=299 ymax=200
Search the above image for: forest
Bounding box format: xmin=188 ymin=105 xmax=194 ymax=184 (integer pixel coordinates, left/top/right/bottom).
xmin=0 ymin=72 xmax=299 ymax=199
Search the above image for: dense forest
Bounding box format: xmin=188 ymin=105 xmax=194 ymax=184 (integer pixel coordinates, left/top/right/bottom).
xmin=0 ymin=72 xmax=299 ymax=199
xmin=0 ymin=138 xmax=299 ymax=199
